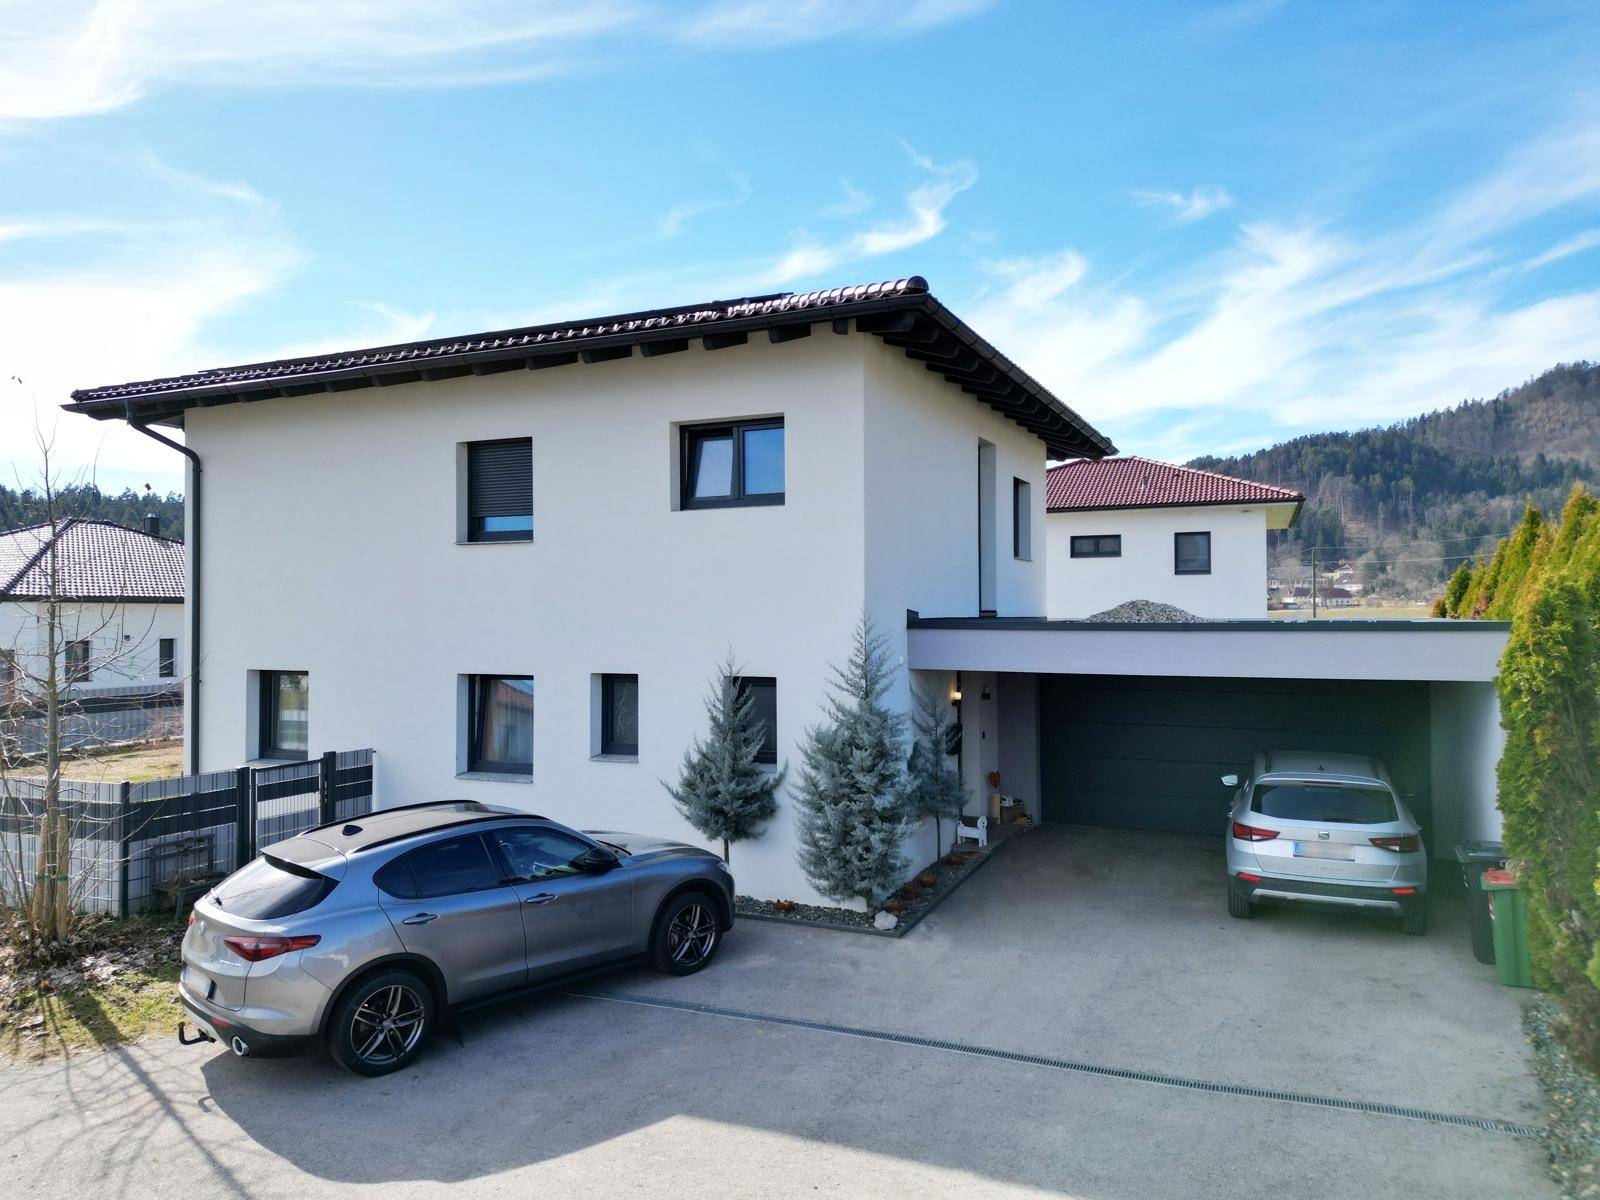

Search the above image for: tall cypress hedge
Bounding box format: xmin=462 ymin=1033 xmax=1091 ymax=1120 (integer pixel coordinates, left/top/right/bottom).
xmin=1442 ymin=485 xmax=1600 ymax=1067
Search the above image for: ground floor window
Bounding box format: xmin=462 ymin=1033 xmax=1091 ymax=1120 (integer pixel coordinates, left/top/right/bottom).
xmin=260 ymin=670 xmax=309 ymax=758
xmin=733 ymin=676 xmax=778 ymax=764
xmin=470 ymin=675 xmax=534 ymax=774
xmin=1175 ymin=531 xmax=1212 ymax=575
xmin=600 ymin=673 xmax=639 ymax=757
xmin=158 ymin=637 xmax=176 ymax=678
xmin=65 ymin=639 xmax=92 ymax=683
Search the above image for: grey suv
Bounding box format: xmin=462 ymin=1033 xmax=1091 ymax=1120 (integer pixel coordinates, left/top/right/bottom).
xmin=178 ymin=801 xmax=734 ymax=1075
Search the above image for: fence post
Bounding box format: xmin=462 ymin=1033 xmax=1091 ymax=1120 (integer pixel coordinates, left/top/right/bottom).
xmin=235 ymin=765 xmax=253 ymax=870
xmin=319 ymin=750 xmax=337 ymax=825
xmin=117 ymin=781 xmax=131 ymax=919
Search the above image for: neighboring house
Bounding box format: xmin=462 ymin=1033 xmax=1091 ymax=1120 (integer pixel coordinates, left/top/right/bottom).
xmin=0 ymin=517 xmax=185 ymax=699
xmin=67 ymin=277 xmax=1512 ymax=905
xmin=1044 ymin=456 xmax=1303 ymax=619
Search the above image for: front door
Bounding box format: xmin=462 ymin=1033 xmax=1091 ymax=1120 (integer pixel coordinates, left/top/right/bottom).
xmin=486 ymin=825 xmax=634 ymax=979
xmin=377 ymin=832 xmax=527 ymax=1002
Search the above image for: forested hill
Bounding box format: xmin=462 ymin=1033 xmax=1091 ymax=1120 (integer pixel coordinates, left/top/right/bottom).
xmin=1188 ymin=362 xmax=1599 ymax=595
xmin=0 ymin=484 xmax=185 ymax=539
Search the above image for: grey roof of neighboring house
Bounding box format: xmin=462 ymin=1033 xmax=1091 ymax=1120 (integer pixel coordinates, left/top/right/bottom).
xmin=64 ymin=276 xmax=1115 ymax=461
xmin=0 ymin=519 xmax=185 ymax=602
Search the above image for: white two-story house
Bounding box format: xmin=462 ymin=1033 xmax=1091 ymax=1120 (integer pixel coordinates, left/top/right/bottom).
xmin=1044 ymin=456 xmax=1302 ymax=619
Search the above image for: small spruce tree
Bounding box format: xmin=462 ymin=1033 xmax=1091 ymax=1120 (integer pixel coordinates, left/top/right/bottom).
xmin=899 ymin=677 xmax=968 ymax=859
xmin=793 ymin=616 xmax=912 ymax=906
xmin=663 ymin=655 xmax=784 ymax=863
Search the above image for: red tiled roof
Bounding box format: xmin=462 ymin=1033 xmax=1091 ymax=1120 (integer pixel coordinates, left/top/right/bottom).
xmin=1045 ymin=456 xmax=1303 ymax=512
xmin=0 ymin=519 xmax=185 ymax=602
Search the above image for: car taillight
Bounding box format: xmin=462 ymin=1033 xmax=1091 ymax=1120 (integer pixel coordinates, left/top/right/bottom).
xmin=1232 ymin=821 xmax=1278 ymax=842
xmin=223 ymin=935 xmax=320 ymax=962
xmin=1370 ymin=835 xmax=1420 ymax=853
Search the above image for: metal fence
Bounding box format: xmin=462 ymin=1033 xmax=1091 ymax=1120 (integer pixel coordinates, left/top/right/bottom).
xmin=1 ymin=682 xmax=184 ymax=756
xmin=0 ymin=748 xmax=375 ymax=917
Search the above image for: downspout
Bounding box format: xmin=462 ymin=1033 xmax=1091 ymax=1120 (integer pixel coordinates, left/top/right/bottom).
xmin=125 ymin=407 xmax=202 ymax=775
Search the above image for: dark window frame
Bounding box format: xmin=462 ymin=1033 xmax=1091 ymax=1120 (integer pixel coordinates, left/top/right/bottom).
xmin=733 ymin=676 xmax=778 ymax=765
xmin=1070 ymin=534 xmax=1122 ymax=559
xmin=468 ymin=674 xmax=535 ymax=775
xmin=1012 ymin=477 xmax=1031 ymax=560
xmin=259 ymin=670 xmax=309 ymax=760
xmin=64 ymin=639 xmax=92 ymax=684
xmin=466 ymin=437 xmax=534 ymax=544
xmin=1174 ymin=531 xmax=1212 ymax=575
xmin=680 ymin=418 xmax=785 ymax=510
xmin=158 ymin=637 xmax=176 ymax=679
xmin=600 ymin=673 xmax=639 ymax=757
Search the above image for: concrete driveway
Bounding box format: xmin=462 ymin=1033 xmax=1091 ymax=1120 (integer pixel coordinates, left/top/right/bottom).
xmin=0 ymin=825 xmax=1555 ymax=1199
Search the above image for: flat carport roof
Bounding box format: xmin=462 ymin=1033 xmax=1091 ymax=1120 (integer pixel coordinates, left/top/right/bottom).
xmin=906 ymin=614 xmax=1510 ymax=683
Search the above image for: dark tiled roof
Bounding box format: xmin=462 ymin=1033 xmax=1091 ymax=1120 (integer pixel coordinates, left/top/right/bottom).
xmin=0 ymin=520 xmax=185 ymax=602
xmin=67 ymin=277 xmax=1114 ymax=460
xmin=1046 ymin=456 xmax=1303 ymax=511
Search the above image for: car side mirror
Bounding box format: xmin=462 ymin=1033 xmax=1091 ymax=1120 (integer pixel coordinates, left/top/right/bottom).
xmin=575 ymin=847 xmax=619 ymax=873
xmin=1220 ymin=774 xmax=1239 ymax=788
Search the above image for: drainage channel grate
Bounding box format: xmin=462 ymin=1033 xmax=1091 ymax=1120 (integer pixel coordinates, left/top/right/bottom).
xmin=564 ymin=988 xmax=1541 ymax=1140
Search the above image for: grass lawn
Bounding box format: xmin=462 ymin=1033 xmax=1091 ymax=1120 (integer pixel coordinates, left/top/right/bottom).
xmin=0 ymin=914 xmax=186 ymax=1061
xmin=1267 ymin=604 xmax=1434 ymax=620
xmin=13 ymin=739 xmax=184 ymax=783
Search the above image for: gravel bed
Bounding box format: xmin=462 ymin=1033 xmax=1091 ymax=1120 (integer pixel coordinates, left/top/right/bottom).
xmin=1527 ymin=997 xmax=1600 ymax=1199
xmin=735 ymin=825 xmax=1028 ymax=937
xmin=1085 ymin=599 xmax=1209 ymax=623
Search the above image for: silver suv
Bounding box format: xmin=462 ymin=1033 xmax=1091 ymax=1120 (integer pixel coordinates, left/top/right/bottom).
xmin=1223 ymin=752 xmax=1428 ymax=935
xmin=178 ymin=801 xmax=734 ymax=1075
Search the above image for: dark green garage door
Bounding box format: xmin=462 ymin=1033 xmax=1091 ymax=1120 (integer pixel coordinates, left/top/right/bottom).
xmin=1039 ymin=675 xmax=1432 ymax=838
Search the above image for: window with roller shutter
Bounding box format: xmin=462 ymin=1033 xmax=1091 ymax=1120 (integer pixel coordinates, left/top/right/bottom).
xmin=466 ymin=439 xmax=533 ymax=542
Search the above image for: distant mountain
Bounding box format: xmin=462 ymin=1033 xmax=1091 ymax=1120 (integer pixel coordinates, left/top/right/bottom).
xmin=1189 ymin=362 xmax=1600 ymax=597
xmin=0 ymin=484 xmax=185 ymax=540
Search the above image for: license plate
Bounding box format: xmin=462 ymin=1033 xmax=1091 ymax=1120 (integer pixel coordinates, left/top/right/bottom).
xmin=1294 ymin=841 xmax=1354 ymax=861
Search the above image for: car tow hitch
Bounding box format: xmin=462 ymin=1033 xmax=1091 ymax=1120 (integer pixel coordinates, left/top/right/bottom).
xmin=177 ymin=1021 xmax=215 ymax=1046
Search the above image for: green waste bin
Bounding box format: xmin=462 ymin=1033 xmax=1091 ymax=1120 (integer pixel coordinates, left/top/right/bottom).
xmin=1455 ymin=840 xmax=1506 ymax=965
xmin=1483 ymin=868 xmax=1534 ymax=988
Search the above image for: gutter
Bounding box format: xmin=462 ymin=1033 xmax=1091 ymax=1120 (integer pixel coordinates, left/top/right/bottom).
xmin=125 ymin=409 xmax=202 ymax=774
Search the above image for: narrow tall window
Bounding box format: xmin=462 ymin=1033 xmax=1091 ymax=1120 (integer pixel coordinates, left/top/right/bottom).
xmin=0 ymin=650 xmax=14 ymax=704
xmin=1175 ymin=531 xmax=1212 ymax=575
xmin=733 ymin=676 xmax=778 ymax=764
xmin=65 ymin=639 xmax=92 ymax=684
xmin=600 ymin=673 xmax=639 ymax=757
xmin=681 ymin=419 xmax=784 ymax=508
xmin=469 ymin=675 xmax=534 ymax=774
xmin=260 ymin=671 xmax=309 ymax=758
xmin=158 ymin=638 xmax=176 ymax=679
xmin=1012 ymin=478 xmax=1032 ymax=560
xmin=977 ymin=441 xmax=997 ymax=612
xmin=466 ymin=438 xmax=533 ymax=542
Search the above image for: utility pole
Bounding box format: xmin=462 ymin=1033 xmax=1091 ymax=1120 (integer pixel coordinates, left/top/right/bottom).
xmin=1311 ymin=546 xmax=1319 ymax=619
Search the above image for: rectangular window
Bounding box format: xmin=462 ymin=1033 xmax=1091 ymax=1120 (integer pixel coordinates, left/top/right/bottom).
xmin=1070 ymin=535 xmax=1121 ymax=558
xmin=734 ymin=676 xmax=778 ymax=764
xmin=260 ymin=670 xmax=309 ymax=759
xmin=469 ymin=675 xmax=534 ymax=774
xmin=466 ymin=438 xmax=533 ymax=542
xmin=0 ymin=650 xmax=14 ymax=704
xmin=65 ymin=639 xmax=92 ymax=684
xmin=600 ymin=673 xmax=639 ymax=757
xmin=1175 ymin=531 xmax=1212 ymax=575
xmin=681 ymin=419 xmax=784 ymax=508
xmin=158 ymin=638 xmax=175 ymax=679
xmin=1012 ymin=478 xmax=1032 ymax=560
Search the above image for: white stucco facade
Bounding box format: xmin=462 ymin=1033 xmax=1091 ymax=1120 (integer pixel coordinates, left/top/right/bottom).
xmin=1045 ymin=502 xmax=1280 ymax=619
xmin=182 ymin=334 xmax=1047 ymax=904
xmin=0 ymin=599 xmax=184 ymax=694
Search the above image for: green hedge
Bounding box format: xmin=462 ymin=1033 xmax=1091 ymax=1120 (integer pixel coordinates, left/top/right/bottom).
xmin=1441 ymin=485 xmax=1600 ymax=1068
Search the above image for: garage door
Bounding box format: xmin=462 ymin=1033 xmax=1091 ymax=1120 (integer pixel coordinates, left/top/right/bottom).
xmin=1039 ymin=674 xmax=1432 ymax=838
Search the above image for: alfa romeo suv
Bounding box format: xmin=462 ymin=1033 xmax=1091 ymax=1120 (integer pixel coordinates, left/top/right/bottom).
xmin=178 ymin=801 xmax=734 ymax=1074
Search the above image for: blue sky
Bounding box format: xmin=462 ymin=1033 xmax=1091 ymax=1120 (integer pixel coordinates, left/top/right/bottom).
xmin=2 ymin=0 xmax=1599 ymax=494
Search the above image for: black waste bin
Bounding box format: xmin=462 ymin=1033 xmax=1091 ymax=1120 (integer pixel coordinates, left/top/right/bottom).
xmin=1455 ymin=840 xmax=1506 ymax=964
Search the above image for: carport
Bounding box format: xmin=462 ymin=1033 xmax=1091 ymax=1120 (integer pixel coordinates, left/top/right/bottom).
xmin=905 ymin=615 xmax=1512 ymax=857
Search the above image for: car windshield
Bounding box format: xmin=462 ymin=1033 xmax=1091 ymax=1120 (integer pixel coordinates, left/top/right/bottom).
xmin=1251 ymin=783 xmax=1397 ymax=825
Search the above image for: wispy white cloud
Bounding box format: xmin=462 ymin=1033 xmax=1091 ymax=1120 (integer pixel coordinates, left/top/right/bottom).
xmin=660 ymin=173 xmax=753 ymax=238
xmin=821 ymin=179 xmax=873 ymax=219
xmin=1523 ymin=227 xmax=1600 ymax=271
xmin=677 ymin=0 xmax=992 ymax=47
xmin=1132 ymin=185 xmax=1234 ymax=223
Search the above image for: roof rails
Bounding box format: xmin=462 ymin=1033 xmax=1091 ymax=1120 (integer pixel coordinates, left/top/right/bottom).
xmin=301 ymin=798 xmax=500 ymax=838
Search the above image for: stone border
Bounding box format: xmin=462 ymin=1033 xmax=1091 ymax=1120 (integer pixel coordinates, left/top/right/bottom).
xmin=734 ymin=825 xmax=1031 ymax=939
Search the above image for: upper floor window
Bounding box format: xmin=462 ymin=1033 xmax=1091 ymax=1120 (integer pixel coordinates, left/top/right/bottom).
xmin=158 ymin=638 xmax=176 ymax=679
xmin=1175 ymin=531 xmax=1212 ymax=575
xmin=469 ymin=674 xmax=534 ymax=775
xmin=733 ymin=676 xmax=778 ymax=764
xmin=1012 ymin=478 xmax=1032 ymax=560
xmin=260 ymin=670 xmax=309 ymax=759
xmin=65 ymin=639 xmax=92 ymax=684
xmin=467 ymin=438 xmax=533 ymax=542
xmin=1070 ymin=535 xmax=1121 ymax=559
xmin=682 ymin=419 xmax=784 ymax=509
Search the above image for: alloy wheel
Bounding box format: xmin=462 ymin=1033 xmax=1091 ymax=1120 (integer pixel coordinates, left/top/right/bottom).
xmin=350 ymin=983 xmax=427 ymax=1066
xmin=667 ymin=903 xmax=717 ymax=966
